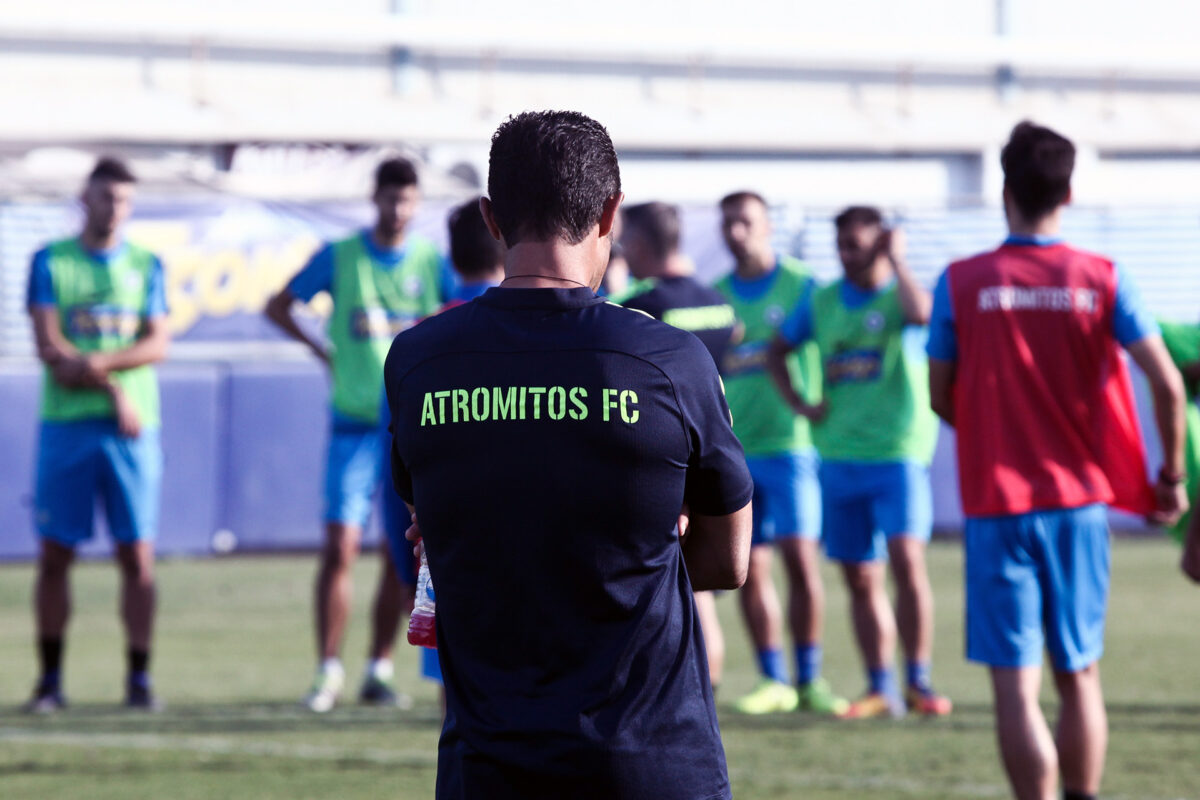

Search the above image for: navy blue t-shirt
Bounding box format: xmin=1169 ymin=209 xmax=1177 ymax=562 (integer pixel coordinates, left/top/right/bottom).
xmin=385 ymin=286 xmax=752 ymax=800
xmin=621 ymin=275 xmax=737 ymax=368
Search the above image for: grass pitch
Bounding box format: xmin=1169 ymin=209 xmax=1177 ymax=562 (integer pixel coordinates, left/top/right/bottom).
xmin=1 ymin=539 xmax=1197 ymax=799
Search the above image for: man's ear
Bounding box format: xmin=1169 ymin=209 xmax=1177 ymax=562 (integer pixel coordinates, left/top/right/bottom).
xmin=479 ymin=197 xmax=505 ymax=243
xmin=598 ymin=193 xmax=625 ymax=239
xmin=1063 ymin=186 xmax=1073 ymax=207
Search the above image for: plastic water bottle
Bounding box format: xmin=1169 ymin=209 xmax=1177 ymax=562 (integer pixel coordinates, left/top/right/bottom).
xmin=407 ymin=547 xmax=437 ymax=649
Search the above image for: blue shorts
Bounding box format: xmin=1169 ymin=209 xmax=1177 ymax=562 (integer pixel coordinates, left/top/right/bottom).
xmin=324 ymin=416 xmax=384 ymax=528
xmin=964 ymin=504 xmax=1109 ymax=672
xmin=421 ymin=647 xmax=443 ymax=684
xmin=746 ymin=450 xmax=821 ymax=546
xmin=34 ymin=420 xmax=162 ymax=547
xmin=820 ymin=461 xmax=932 ymax=563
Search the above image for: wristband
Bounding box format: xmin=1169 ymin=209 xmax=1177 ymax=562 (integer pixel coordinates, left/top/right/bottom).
xmin=1158 ymin=467 xmax=1185 ymax=486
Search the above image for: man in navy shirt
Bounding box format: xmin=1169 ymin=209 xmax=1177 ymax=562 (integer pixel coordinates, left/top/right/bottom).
xmin=385 ymin=110 xmax=754 ymax=800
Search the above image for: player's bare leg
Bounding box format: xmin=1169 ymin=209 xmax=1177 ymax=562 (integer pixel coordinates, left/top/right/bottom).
xmin=779 ymin=537 xmax=822 ymax=648
xmin=843 ymin=561 xmax=893 ymax=669
xmin=316 ymin=521 xmax=361 ymax=660
xmin=308 ymin=521 xmax=360 ymax=711
xmin=733 ymin=545 xmax=798 ymax=712
xmin=35 ymin=539 xmax=74 ymax=643
xmin=738 ymin=545 xmax=782 ymax=653
xmin=116 ymin=542 xmax=156 ymax=650
xmin=1053 ymin=663 xmax=1107 ymax=798
xmin=992 ymin=666 xmax=1058 ymax=800
xmin=888 ymin=537 xmax=931 ymax=664
xmin=888 ymin=536 xmax=949 ymax=714
xmin=694 ymin=590 xmax=724 ymax=690
xmin=360 ymin=544 xmax=413 ymax=707
xmin=838 ymin=560 xmax=904 ymax=718
xmin=116 ymin=541 xmax=159 ymax=709
xmin=27 ymin=540 xmax=74 ymax=712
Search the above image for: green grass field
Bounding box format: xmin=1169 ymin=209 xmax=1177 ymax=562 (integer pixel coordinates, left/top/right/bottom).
xmin=1 ymin=539 xmax=1197 ymax=799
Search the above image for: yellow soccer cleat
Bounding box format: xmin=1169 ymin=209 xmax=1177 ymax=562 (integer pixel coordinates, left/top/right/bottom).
xmin=733 ymin=679 xmax=800 ymax=714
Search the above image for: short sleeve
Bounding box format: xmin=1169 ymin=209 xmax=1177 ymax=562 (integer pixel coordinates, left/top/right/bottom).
xmin=26 ymin=248 xmax=54 ymax=308
xmin=146 ymin=255 xmax=169 ymax=317
xmin=778 ymin=284 xmax=815 ymax=346
xmin=675 ymin=337 xmax=754 ymax=516
xmin=287 ymin=244 xmax=336 ymax=302
xmin=1111 ymin=265 xmax=1159 ymax=347
xmin=925 ymin=269 xmax=957 ymax=362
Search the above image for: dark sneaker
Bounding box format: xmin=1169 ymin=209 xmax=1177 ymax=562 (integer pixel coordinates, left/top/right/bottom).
xmin=125 ymin=682 xmax=164 ymax=712
xmin=24 ymin=683 xmax=66 ymax=715
xmin=359 ymin=676 xmax=412 ymax=709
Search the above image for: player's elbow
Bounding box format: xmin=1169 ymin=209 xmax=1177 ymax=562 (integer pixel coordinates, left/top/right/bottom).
xmin=263 ymin=291 xmax=291 ymax=327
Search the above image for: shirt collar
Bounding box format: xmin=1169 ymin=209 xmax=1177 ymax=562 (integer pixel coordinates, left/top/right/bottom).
xmin=1003 ymin=233 xmax=1063 ymax=247
xmin=478 ymin=286 xmax=602 ymax=310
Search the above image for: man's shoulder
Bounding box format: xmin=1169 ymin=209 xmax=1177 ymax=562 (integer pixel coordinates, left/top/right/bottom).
xmin=777 ymin=254 xmax=813 ymax=279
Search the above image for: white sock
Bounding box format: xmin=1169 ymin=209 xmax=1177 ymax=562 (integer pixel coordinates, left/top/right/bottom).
xmin=365 ymin=659 xmax=394 ymax=681
xmin=320 ymin=658 xmax=344 ymax=677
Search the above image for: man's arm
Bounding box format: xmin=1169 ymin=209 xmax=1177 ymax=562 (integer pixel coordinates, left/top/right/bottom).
xmin=928 ymin=357 xmax=956 ymax=426
xmin=680 ymin=502 xmax=752 ymax=591
xmin=264 ymin=287 xmax=331 ymax=366
xmin=85 ymin=315 xmax=170 ymax=374
xmin=885 ymin=229 xmax=932 ymax=325
xmin=765 ymin=335 xmax=824 ymax=421
xmin=1126 ymin=336 xmax=1189 ymax=525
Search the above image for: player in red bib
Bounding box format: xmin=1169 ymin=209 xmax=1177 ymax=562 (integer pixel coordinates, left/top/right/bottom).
xmin=927 ymin=122 xmax=1188 ymax=800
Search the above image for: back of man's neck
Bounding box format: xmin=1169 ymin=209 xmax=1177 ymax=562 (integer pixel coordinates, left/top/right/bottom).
xmin=1007 ymin=209 xmax=1062 ymax=239
xmin=502 ymin=240 xmax=598 ymax=289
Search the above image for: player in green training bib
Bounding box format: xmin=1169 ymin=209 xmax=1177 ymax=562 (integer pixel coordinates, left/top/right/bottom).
xmin=768 ymin=206 xmax=950 ymax=719
xmin=265 ymin=158 xmax=448 ymax=712
xmin=715 ymin=191 xmax=848 ymax=716
xmin=25 ymin=158 xmax=170 ymax=713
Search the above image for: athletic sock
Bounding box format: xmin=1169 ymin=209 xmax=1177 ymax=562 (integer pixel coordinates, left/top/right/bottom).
xmin=906 ymin=660 xmax=932 ymax=692
xmin=757 ymin=648 xmax=789 ymax=684
xmin=320 ymin=657 xmax=344 ymax=677
xmin=38 ymin=637 xmax=64 ymax=687
xmin=128 ymin=648 xmax=151 ymax=687
xmin=364 ymin=658 xmax=394 ymax=682
xmin=1063 ymin=792 xmax=1096 ymax=800
xmin=794 ymin=644 xmax=822 ymax=686
xmin=868 ymin=666 xmax=896 ymax=697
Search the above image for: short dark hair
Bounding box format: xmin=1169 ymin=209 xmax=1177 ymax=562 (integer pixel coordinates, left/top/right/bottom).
xmin=622 ymin=202 xmax=681 ymax=259
xmin=834 ymin=206 xmax=884 ymax=231
xmin=486 ymin=110 xmax=621 ymax=246
xmin=88 ymin=157 xmax=136 ymax=184
xmin=719 ymin=190 xmax=767 ymax=211
xmin=448 ymin=197 xmax=504 ymax=279
xmin=375 ymin=157 xmax=419 ymax=192
xmin=1001 ymin=121 xmax=1075 ymax=221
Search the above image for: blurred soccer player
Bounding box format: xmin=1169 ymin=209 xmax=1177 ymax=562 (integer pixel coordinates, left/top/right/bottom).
xmin=928 ymin=122 xmax=1188 ymax=800
xmin=25 ymin=157 xmax=170 ymax=712
xmin=767 ymin=207 xmax=950 ymax=719
xmin=381 ymin=197 xmax=504 ymax=703
xmin=715 ymin=192 xmax=847 ymax=715
xmin=385 ymin=110 xmax=753 ymax=799
xmin=265 ymin=157 xmax=448 ymax=712
xmin=619 ymin=201 xmax=738 ymax=691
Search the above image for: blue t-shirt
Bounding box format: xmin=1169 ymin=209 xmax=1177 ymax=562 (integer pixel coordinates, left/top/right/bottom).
xmin=26 ymin=242 xmax=168 ymax=316
xmin=926 ymin=235 xmax=1158 ymax=362
xmin=384 ymin=287 xmax=752 ymax=800
xmin=288 ymin=230 xmax=455 ymax=303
